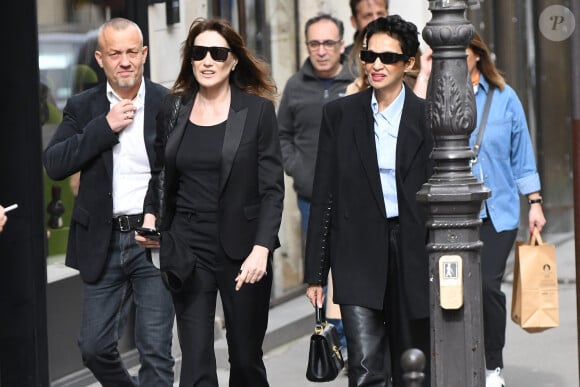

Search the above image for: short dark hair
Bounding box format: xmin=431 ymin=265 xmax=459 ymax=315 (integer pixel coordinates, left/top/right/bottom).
xmin=349 ymin=0 xmax=389 ymax=18
xmin=364 ymin=15 xmax=419 ymax=58
xmin=304 ymin=13 xmax=344 ymax=40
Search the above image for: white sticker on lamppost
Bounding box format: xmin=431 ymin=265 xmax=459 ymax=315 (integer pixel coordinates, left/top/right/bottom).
xmin=439 ymin=255 xmax=463 ymax=310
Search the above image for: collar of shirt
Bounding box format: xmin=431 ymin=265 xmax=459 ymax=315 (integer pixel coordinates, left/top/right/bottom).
xmin=371 ymin=85 xmax=405 ymax=139
xmin=106 ymin=78 xmax=145 ymax=110
xmin=474 ymin=74 xmax=490 ymax=97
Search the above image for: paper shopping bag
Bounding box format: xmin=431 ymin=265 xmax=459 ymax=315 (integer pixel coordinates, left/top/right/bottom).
xmin=511 ymin=227 xmax=559 ymax=333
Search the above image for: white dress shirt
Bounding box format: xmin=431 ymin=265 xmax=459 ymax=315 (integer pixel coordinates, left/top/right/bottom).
xmin=107 ymin=79 xmax=151 ymax=216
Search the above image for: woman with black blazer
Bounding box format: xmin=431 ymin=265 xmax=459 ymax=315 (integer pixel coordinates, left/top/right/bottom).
xmin=305 ymin=15 xmax=433 ymax=386
xmin=136 ymin=18 xmax=284 ymax=387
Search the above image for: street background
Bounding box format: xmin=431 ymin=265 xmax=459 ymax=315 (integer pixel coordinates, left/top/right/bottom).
xmin=216 ymin=233 xmax=579 ymax=387
xmin=87 ymin=233 xmax=578 ymax=387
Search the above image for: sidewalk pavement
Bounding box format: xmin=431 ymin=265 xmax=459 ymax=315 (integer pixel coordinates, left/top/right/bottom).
xmin=92 ymin=233 xmax=577 ymax=386
xmin=214 ymin=232 xmax=579 ymax=386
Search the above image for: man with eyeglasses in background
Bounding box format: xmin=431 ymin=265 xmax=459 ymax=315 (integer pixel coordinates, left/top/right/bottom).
xmin=279 ymin=13 xmax=353 ymax=240
xmin=278 ymin=12 xmax=353 ymax=363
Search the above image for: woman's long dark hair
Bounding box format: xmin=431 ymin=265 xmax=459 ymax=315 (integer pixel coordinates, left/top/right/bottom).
xmin=172 ymin=17 xmax=277 ymax=101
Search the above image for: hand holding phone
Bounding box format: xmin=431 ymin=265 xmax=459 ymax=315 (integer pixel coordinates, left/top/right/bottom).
xmin=135 ymin=227 xmax=161 ymax=241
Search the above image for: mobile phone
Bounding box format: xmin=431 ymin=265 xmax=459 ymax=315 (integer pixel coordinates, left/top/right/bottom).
xmin=135 ymin=227 xmax=161 ymax=240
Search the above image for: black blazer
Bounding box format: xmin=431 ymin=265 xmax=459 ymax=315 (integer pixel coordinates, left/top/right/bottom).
xmin=143 ymin=86 xmax=284 ymax=260
xmin=304 ymin=84 xmax=433 ymax=319
xmin=43 ymin=79 xmax=168 ymax=283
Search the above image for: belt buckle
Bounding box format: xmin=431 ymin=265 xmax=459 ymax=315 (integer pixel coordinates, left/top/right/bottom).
xmin=117 ymin=215 xmax=131 ymax=232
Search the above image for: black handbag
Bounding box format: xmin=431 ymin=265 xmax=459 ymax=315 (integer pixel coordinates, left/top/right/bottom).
xmin=306 ymin=306 xmax=344 ymax=382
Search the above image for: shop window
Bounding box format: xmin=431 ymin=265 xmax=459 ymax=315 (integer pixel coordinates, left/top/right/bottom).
xmin=38 ymin=1 xmax=115 ymax=269
xmin=210 ymin=0 xmax=271 ymax=63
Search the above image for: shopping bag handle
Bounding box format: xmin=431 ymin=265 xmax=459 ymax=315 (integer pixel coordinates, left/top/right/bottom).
xmin=529 ymin=227 xmax=544 ymax=246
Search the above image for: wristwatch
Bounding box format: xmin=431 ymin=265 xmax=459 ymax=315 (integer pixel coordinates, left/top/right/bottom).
xmin=528 ymin=197 xmax=543 ymax=205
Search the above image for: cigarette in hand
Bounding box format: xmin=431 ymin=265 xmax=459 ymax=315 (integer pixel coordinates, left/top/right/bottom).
xmin=4 ymin=204 xmax=18 ymax=213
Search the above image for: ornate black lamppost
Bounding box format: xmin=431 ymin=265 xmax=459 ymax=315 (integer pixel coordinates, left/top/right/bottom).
xmin=416 ymin=1 xmax=488 ymax=385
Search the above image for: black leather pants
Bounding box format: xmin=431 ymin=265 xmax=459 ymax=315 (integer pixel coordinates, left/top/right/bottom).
xmin=341 ymin=305 xmax=393 ymax=387
xmin=339 ymin=220 xmax=430 ymax=386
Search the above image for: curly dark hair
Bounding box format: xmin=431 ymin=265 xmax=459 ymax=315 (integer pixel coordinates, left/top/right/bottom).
xmin=363 ymin=15 xmax=419 ymax=58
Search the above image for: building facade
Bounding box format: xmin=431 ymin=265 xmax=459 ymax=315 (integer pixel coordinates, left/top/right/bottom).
xmin=0 ymin=0 xmax=574 ymax=385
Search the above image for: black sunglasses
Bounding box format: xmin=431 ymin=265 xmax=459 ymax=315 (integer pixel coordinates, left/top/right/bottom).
xmin=191 ymin=45 xmax=232 ymax=62
xmin=360 ymin=50 xmax=409 ymax=64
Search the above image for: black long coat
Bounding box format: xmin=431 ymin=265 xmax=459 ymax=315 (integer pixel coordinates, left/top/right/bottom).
xmin=304 ymin=84 xmax=433 ymax=319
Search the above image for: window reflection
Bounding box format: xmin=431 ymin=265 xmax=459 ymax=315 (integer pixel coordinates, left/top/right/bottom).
xmin=38 ymin=1 xmax=112 ymax=263
xmin=39 ymin=30 xmax=102 ymax=111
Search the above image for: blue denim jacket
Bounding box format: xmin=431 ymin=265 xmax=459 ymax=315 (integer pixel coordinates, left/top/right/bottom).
xmin=470 ymin=76 xmax=541 ymax=232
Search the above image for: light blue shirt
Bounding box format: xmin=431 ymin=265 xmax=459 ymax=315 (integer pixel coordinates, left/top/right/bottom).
xmin=372 ymin=86 xmax=405 ymax=218
xmin=470 ymin=76 xmax=541 ymax=232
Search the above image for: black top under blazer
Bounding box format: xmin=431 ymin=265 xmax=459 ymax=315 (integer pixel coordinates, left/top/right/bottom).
xmin=43 ymin=79 xmax=168 ymax=283
xmin=143 ymin=86 xmax=284 ymax=262
xmin=304 ymin=84 xmax=433 ymax=320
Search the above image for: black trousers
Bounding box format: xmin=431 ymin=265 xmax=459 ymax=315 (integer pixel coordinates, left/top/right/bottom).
xmin=169 ymin=211 xmax=273 ymax=387
xmin=340 ymin=220 xmax=430 ymax=387
xmin=480 ymin=218 xmax=517 ymax=370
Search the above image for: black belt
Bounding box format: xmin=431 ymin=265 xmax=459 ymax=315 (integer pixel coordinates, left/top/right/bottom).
xmin=112 ymin=214 xmax=143 ymax=232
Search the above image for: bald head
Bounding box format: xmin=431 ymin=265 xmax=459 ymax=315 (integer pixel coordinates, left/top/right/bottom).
xmin=97 ymin=18 xmax=143 ymax=51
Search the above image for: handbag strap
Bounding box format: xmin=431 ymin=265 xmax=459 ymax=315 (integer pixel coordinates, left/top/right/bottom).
xmin=163 ymin=94 xmax=182 ymax=140
xmin=472 ymin=85 xmax=495 ymax=163
xmin=314 ymin=305 xmax=328 ymax=334
xmin=315 ymin=305 xmax=326 ymax=326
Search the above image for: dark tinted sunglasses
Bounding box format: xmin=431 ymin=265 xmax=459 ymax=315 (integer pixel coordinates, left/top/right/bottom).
xmin=360 ymin=50 xmax=409 ymax=64
xmin=191 ymin=45 xmax=232 ymax=62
